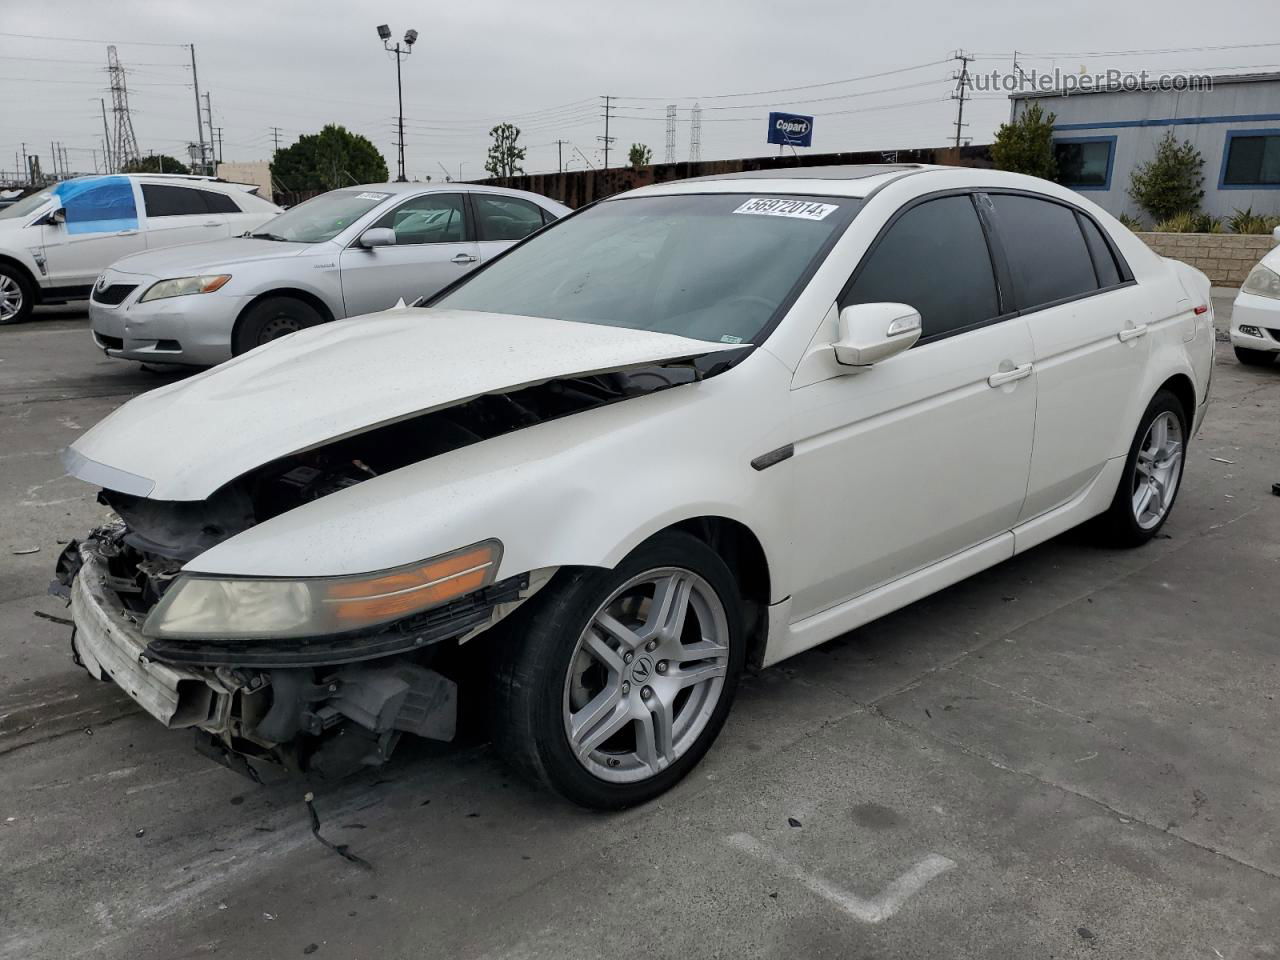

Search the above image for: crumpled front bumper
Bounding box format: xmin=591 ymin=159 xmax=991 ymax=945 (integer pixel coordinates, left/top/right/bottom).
xmin=70 ymin=542 xmax=224 ymax=729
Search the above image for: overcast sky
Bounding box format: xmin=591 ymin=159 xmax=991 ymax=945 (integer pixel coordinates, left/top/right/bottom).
xmin=2 ymin=0 xmax=1275 ymax=181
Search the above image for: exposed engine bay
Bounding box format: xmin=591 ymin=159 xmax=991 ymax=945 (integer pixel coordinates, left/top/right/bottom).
xmin=51 ymin=358 xmax=732 ymax=780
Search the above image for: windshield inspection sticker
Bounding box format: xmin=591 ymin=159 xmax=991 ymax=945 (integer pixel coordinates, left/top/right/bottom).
xmin=733 ymin=197 xmax=838 ymax=221
xmin=355 ymin=192 xmax=392 ymax=201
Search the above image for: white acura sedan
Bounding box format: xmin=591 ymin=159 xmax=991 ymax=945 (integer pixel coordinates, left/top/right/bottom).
xmin=1229 ymin=225 xmax=1280 ymax=366
xmin=55 ymin=165 xmax=1213 ymax=809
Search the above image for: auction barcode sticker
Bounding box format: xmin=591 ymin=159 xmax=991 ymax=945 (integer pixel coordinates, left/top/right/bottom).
xmin=733 ymin=197 xmax=838 ymax=220
xmin=356 ymin=192 xmax=392 ymax=201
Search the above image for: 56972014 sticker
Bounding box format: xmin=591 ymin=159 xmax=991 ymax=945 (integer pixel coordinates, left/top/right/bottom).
xmin=355 ymin=192 xmax=392 ymax=201
xmin=733 ymin=197 xmax=838 ymax=221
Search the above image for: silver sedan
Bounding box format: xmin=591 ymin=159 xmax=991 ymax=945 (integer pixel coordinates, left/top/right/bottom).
xmin=88 ymin=182 xmax=569 ymax=366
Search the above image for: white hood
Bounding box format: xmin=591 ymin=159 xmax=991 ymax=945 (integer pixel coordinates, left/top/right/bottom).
xmin=67 ymin=308 xmax=733 ymax=501
xmin=107 ymin=235 xmax=316 ymax=278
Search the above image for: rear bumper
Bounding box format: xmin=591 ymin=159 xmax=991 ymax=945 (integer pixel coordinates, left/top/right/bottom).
xmin=70 ymin=544 xmax=221 ymax=728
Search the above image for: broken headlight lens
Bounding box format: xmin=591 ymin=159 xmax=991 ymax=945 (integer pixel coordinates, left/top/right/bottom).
xmin=142 ymin=540 xmax=502 ymax=640
xmin=1241 ymin=263 xmax=1280 ymax=300
xmin=139 ymin=274 xmax=232 ymax=302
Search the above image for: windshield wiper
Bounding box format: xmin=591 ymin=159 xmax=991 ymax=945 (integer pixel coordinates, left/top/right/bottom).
xmin=249 ymin=231 xmax=290 ymax=242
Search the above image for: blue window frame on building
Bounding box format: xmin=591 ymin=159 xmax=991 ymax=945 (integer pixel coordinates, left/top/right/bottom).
xmin=1052 ymin=136 xmax=1116 ymax=190
xmin=1219 ymin=129 xmax=1280 ymax=189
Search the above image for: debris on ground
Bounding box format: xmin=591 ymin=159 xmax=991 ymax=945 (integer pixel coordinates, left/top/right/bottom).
xmin=1209 ymin=457 xmax=1235 ymax=464
xmin=12 ymin=547 xmax=40 ymax=555
xmin=33 ymin=610 xmax=73 ymax=626
xmin=304 ymin=792 xmax=373 ymax=871
xmin=787 ymin=817 xmax=802 ymax=828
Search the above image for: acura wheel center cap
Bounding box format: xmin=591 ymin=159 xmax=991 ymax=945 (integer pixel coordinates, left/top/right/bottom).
xmin=631 ymin=656 xmax=654 ymax=684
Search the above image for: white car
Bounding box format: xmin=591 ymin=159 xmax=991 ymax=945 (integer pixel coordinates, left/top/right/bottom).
xmin=0 ymin=174 xmax=280 ymax=325
xmin=1229 ymin=225 xmax=1280 ymax=366
xmin=88 ymin=183 xmax=569 ymax=365
xmin=55 ymin=165 xmax=1213 ymax=809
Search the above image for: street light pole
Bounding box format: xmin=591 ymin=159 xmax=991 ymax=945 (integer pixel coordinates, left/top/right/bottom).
xmin=377 ymin=24 xmax=417 ymax=182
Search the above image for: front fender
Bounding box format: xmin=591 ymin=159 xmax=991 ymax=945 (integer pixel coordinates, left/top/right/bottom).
xmin=184 ymin=350 xmax=795 ymax=601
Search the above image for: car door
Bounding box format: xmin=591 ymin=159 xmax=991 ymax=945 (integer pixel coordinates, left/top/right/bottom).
xmin=786 ymin=193 xmax=1038 ymax=619
xmin=471 ymin=193 xmax=550 ymax=262
xmin=338 ymin=192 xmax=478 ymax=316
xmin=982 ymin=192 xmax=1151 ymax=521
xmin=39 ymin=176 xmax=145 ymax=290
xmin=140 ymin=183 xmax=228 ymax=248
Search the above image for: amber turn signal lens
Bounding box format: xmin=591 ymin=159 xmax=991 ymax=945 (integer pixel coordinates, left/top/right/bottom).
xmin=322 ymin=541 xmax=500 ymax=625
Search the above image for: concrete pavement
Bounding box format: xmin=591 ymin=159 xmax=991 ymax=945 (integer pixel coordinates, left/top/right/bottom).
xmin=1 ymin=295 xmax=1277 ymax=960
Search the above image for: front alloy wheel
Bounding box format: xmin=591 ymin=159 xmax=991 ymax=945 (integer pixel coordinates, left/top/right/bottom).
xmin=494 ymin=531 xmax=745 ymax=809
xmin=0 ymin=269 xmax=31 ymax=325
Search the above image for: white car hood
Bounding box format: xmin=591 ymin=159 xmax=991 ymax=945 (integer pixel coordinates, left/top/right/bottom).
xmin=108 ymin=236 xmax=317 ymax=277
xmin=67 ymin=308 xmax=735 ymax=501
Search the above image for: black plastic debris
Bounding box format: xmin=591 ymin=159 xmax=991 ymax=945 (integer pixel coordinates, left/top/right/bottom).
xmin=787 ymin=817 xmax=802 ymax=828
xmin=304 ymin=792 xmax=372 ymax=871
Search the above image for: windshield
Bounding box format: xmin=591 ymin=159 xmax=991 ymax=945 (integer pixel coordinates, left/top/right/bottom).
xmin=251 ymin=188 xmax=395 ymax=243
xmin=0 ymin=191 xmax=53 ymax=220
xmin=435 ymin=193 xmax=858 ymax=344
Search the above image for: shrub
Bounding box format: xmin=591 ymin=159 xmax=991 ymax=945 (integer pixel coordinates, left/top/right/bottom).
xmin=1227 ymin=207 xmax=1280 ymax=235
xmin=1116 ymin=212 xmax=1144 ymax=231
xmin=1153 ymin=211 xmax=1222 ymax=233
xmin=1127 ymin=131 xmax=1205 ymax=221
xmin=991 ymin=103 xmax=1058 ymax=180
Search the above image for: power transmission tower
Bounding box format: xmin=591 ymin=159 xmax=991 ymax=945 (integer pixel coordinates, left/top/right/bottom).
xmin=203 ymin=92 xmax=215 ymax=171
xmin=951 ymin=49 xmax=973 ymax=149
xmin=664 ymin=104 xmax=677 ymax=164
xmin=689 ymin=102 xmax=702 ymax=163
xmin=100 ymin=99 xmax=114 ymax=173
xmin=598 ymin=95 xmax=615 ymax=169
xmin=106 ymin=46 xmax=141 ymax=170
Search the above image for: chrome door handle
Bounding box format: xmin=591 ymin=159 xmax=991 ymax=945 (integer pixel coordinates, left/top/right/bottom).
xmin=987 ymin=362 xmax=1033 ymax=388
xmin=451 ymin=253 xmax=478 ymax=264
xmin=1118 ymin=324 xmax=1148 ymax=342
xmin=115 ymin=229 xmax=137 ymax=236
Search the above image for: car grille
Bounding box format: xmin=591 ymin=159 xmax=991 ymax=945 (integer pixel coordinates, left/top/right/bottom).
xmin=1267 ymin=328 xmax=1280 ymax=342
xmin=91 ymin=283 xmax=137 ymax=305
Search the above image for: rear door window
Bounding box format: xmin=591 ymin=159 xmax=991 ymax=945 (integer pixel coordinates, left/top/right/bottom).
xmin=472 ymin=195 xmax=547 ymax=242
xmin=843 ymin=194 xmax=1001 ymax=341
xmin=989 ymin=194 xmax=1098 ymax=308
xmin=143 ymin=184 xmax=211 ymax=217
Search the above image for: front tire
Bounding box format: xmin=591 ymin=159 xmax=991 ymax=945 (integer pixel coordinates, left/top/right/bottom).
xmin=1234 ymin=345 xmax=1275 ymax=367
xmin=493 ymin=531 xmax=745 ymax=809
xmin=0 ymin=263 xmax=35 ymax=325
xmin=1098 ymin=390 xmax=1187 ymax=547
xmin=232 ymin=296 xmax=322 ymax=355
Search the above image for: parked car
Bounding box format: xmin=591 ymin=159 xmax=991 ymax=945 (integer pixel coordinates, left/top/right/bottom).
xmin=87 ymin=183 xmax=569 ymax=365
xmin=0 ymin=174 xmax=280 ymax=325
xmin=55 ymin=165 xmax=1214 ymax=809
xmin=1229 ymin=225 xmax=1280 ymax=366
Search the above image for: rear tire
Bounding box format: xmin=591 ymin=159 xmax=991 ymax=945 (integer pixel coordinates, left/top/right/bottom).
xmin=1234 ymin=345 xmax=1275 ymax=366
xmin=0 ymin=263 xmax=35 ymax=325
xmin=1097 ymin=390 xmax=1187 ymax=547
xmin=232 ymin=296 xmax=322 ymax=355
xmin=493 ymin=531 xmax=745 ymax=809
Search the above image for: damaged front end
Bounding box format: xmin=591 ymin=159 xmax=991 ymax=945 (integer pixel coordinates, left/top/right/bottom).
xmin=51 ymin=350 xmax=743 ymax=780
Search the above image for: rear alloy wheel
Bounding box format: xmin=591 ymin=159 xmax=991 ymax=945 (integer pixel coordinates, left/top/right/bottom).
xmin=1098 ymin=390 xmax=1186 ymax=546
xmin=494 ymin=531 xmax=745 ymax=809
xmin=233 ymin=296 xmax=323 ymax=355
xmin=1233 ymin=345 xmax=1275 ymax=367
xmin=0 ymin=265 xmax=34 ymax=325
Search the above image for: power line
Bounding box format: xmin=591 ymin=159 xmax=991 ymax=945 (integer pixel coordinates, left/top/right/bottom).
xmin=0 ymin=31 xmax=188 ymax=47
xmin=618 ymin=58 xmax=951 ymax=101
xmin=974 ymin=40 xmax=1280 ymax=59
xmin=615 ymin=76 xmax=949 ymax=113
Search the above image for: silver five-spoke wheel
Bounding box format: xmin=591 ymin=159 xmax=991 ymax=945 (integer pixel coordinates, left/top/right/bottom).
xmin=0 ymin=273 xmax=23 ymax=323
xmin=563 ymin=568 xmax=730 ymax=784
xmin=1132 ymin=410 xmax=1183 ymax=530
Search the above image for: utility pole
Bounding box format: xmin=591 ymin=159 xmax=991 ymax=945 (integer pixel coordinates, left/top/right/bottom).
xmin=214 ymin=126 xmax=224 ymax=164
xmin=555 ymin=139 xmax=567 ymax=173
xmin=100 ymin=98 xmax=113 ymax=173
xmin=598 ymin=95 xmax=615 ymax=169
xmin=189 ymin=44 xmax=208 ymax=175
xmin=20 ymin=143 xmax=28 ymax=185
xmin=269 ymin=126 xmax=283 ymax=153
xmin=951 ymin=49 xmax=973 ymax=149
xmin=203 ymin=92 xmax=215 ymax=172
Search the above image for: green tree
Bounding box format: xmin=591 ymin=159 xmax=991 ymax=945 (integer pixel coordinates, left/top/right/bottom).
xmin=1127 ymin=131 xmax=1205 ymax=221
xmin=270 ymin=124 xmax=389 ymax=191
xmin=628 ymin=143 xmax=652 ymax=168
xmin=121 ymin=154 xmax=190 ymax=175
xmin=484 ymin=123 xmax=526 ymax=179
xmin=990 ymin=102 xmax=1057 ymax=180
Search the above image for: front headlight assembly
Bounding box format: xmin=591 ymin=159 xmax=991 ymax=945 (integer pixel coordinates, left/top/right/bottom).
xmin=1241 ymin=263 xmax=1280 ymax=300
xmin=139 ymin=274 xmax=232 ymax=302
xmin=142 ymin=540 xmax=502 ymax=640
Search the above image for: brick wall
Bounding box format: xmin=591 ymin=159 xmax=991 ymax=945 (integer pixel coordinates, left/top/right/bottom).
xmin=1135 ymin=232 xmax=1277 ymax=286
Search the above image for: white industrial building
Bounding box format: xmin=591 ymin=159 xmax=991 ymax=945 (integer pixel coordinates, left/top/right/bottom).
xmin=1009 ymin=72 xmax=1280 ymax=220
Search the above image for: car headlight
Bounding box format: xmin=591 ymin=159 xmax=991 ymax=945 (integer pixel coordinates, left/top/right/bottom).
xmin=1241 ymin=263 xmax=1280 ymax=300
xmin=139 ymin=274 xmax=232 ymax=302
xmin=142 ymin=540 xmax=502 ymax=640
